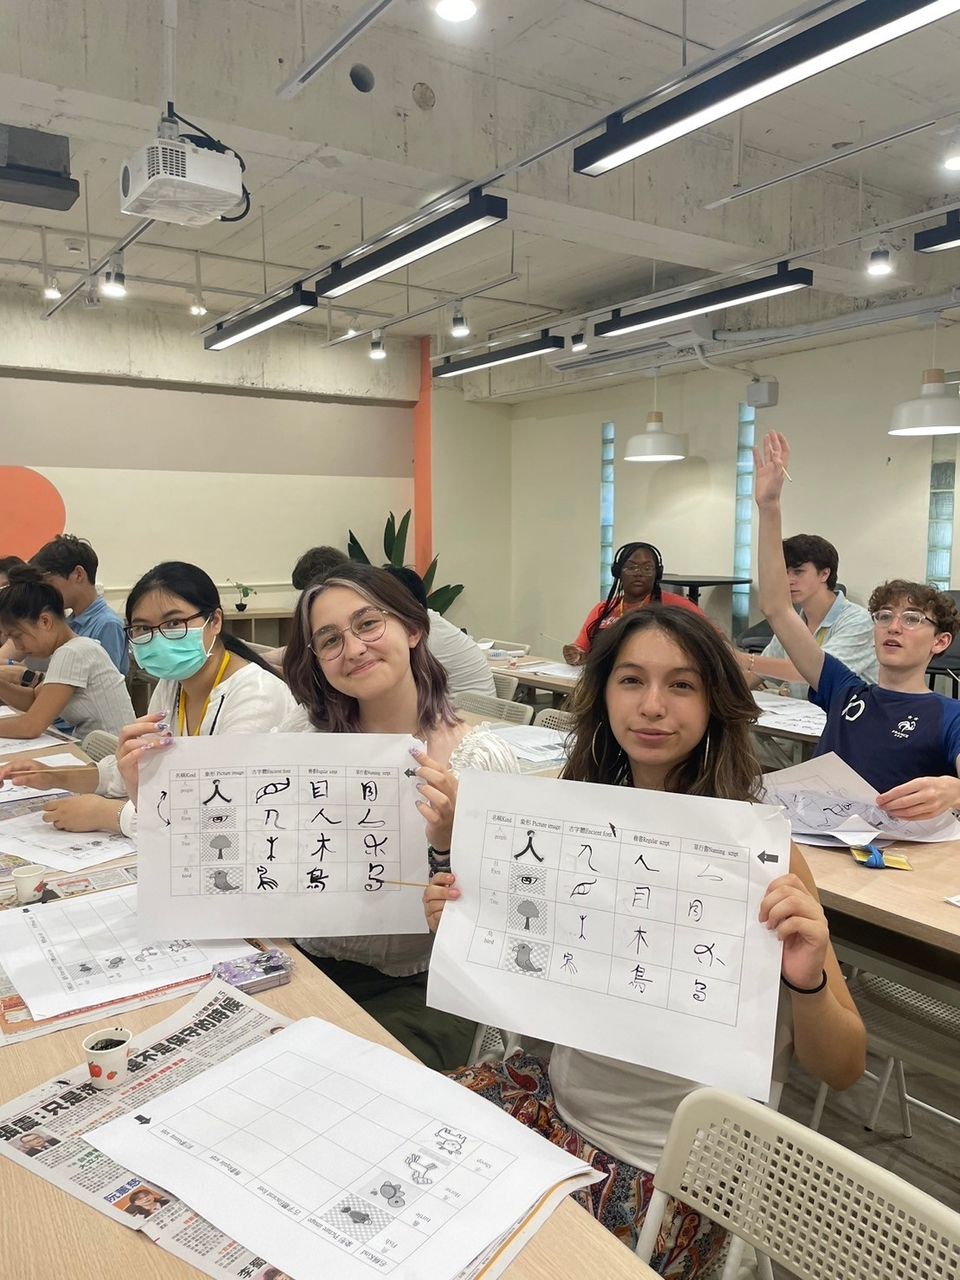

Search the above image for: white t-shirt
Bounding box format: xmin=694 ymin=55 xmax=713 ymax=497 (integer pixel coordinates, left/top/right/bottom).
xmin=427 ymin=611 xmax=497 ymax=697
xmin=44 ymin=637 xmax=134 ymax=740
xmin=295 ymin=721 xmax=519 ymax=976
xmin=97 ymin=661 xmax=297 ymax=835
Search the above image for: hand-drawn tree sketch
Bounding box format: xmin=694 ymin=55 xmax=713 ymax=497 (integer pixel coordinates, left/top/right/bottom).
xmin=516 ymin=899 xmax=539 ymax=931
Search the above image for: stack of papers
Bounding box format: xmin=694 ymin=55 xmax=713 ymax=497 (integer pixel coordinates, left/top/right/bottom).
xmin=489 ymin=724 xmax=569 ymax=764
xmin=752 ymin=692 xmax=826 ymax=738
xmin=762 ymin=753 xmax=960 ymax=846
xmin=0 ymin=810 xmax=134 ymax=870
xmin=0 ymin=734 xmax=69 ymax=756
xmin=514 ymin=661 xmax=582 ymax=682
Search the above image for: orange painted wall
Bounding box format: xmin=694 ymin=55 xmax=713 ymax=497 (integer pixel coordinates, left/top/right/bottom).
xmin=0 ymin=467 xmax=66 ymax=558
xmin=413 ymin=336 xmax=433 ymax=575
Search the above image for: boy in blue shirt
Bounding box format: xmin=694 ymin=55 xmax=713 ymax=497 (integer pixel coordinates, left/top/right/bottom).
xmin=755 ymin=432 xmax=960 ymax=821
xmin=31 ymin=535 xmax=127 ymax=674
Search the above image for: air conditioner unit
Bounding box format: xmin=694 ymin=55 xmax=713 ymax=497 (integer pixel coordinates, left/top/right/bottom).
xmin=544 ymin=315 xmax=714 ymax=373
xmin=119 ymin=139 xmax=243 ymax=227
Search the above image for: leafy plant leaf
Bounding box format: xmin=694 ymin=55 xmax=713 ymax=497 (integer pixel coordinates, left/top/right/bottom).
xmin=383 ymin=512 xmax=397 ymax=560
xmin=347 ymin=530 xmax=370 ymax=564
xmin=391 ymin=510 xmax=411 ymax=566
xmin=421 ymin=555 xmax=439 ymax=595
xmin=426 ymin=583 xmax=464 ymax=615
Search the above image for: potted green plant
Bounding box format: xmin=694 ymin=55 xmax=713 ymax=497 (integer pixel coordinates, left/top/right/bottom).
xmin=347 ymin=510 xmax=464 ymax=614
xmin=228 ymin=579 xmax=257 ymax=612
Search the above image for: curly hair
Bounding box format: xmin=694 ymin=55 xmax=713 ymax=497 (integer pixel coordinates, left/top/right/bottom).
xmin=562 ymin=606 xmax=762 ymax=801
xmin=867 ymin=580 xmax=959 ymax=638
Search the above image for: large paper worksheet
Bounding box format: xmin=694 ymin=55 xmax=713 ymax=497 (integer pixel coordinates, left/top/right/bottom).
xmin=0 ymin=733 xmax=69 ymax=756
xmin=0 ymin=884 xmax=258 ymax=1020
xmin=88 ymin=1017 xmax=598 ymax=1280
xmin=137 ymin=734 xmax=431 ymax=939
xmin=429 ymin=771 xmax=789 ymax=1100
xmin=0 ymin=810 xmax=134 ymax=869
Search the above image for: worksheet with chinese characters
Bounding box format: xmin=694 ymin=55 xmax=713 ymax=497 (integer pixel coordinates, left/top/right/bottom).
xmin=137 ymin=735 xmax=430 ymax=939
xmin=429 ymin=771 xmax=789 ymax=1101
xmin=87 ymin=1016 xmax=598 ymax=1280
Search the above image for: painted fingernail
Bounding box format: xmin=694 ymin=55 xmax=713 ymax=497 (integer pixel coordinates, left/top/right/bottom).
xmin=156 ymin=721 xmax=170 ymax=733
xmin=409 ymin=747 xmax=424 ymax=758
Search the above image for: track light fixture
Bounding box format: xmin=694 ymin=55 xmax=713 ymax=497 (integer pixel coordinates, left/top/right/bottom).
xmin=914 ymin=209 xmax=960 ymax=253
xmin=190 ymin=297 xmax=208 ymax=316
xmin=574 ymin=1 xmax=960 ymax=175
xmin=100 ymin=254 xmax=127 ymax=299
xmin=435 ymin=0 xmax=477 ymax=20
xmin=450 ymin=304 xmax=470 ymax=338
xmin=370 ymin=329 xmax=387 ymax=360
xmin=43 ymin=279 xmax=62 ymax=301
xmin=344 ymin=316 xmax=360 ymax=338
xmin=570 ymin=330 xmax=588 ymax=352
xmin=204 ymin=284 xmax=317 ymax=350
xmin=433 ymin=330 xmax=564 ymax=378
xmin=866 ymin=246 xmax=894 ymax=276
xmin=315 ymin=191 xmax=507 ymax=298
xmin=594 ymin=263 xmax=814 ymax=339
xmin=944 ymin=129 xmax=960 ymax=171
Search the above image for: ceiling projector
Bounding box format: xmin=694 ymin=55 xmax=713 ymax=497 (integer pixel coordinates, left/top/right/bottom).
xmin=120 ymin=138 xmax=243 ymax=227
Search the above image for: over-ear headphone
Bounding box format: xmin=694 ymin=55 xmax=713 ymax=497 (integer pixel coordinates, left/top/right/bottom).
xmin=611 ymin=542 xmax=664 ymax=582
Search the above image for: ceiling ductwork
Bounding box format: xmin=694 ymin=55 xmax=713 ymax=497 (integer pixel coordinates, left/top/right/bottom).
xmin=0 ymin=125 xmax=79 ymax=210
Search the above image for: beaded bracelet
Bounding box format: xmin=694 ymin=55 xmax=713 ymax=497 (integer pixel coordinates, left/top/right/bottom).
xmin=781 ymin=969 xmax=827 ymax=995
xmin=427 ymin=845 xmax=451 ymax=878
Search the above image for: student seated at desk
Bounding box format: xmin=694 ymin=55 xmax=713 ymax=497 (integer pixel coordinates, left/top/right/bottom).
xmin=384 ymin=566 xmax=497 ymax=697
xmin=0 ymin=555 xmax=25 ymax=589
xmin=425 ymin=607 xmax=865 ymax=1267
xmin=755 ymin=432 xmax=960 ymax=818
xmin=563 ymin=542 xmax=703 ymax=666
xmin=260 ymin=544 xmax=351 ymax=670
xmin=736 ymin=533 xmax=877 ymax=697
xmin=31 ymin=534 xmax=127 ymax=673
xmin=0 ymin=566 xmax=133 ymax=742
xmin=282 ymin=562 xmax=517 ymax=1071
xmin=0 ymin=562 xmax=296 ymax=836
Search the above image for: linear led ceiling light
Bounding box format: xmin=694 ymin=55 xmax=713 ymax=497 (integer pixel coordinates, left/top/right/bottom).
xmin=594 ymin=263 xmax=814 ymax=339
xmin=315 ymin=192 xmax=507 ymax=298
xmin=914 ymin=209 xmax=960 ymax=252
xmin=574 ymin=0 xmax=960 ymax=176
xmin=433 ymin=330 xmax=564 ymax=378
xmin=204 ymin=284 xmax=317 ymax=350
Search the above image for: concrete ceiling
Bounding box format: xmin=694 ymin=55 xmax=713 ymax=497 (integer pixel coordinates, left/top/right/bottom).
xmin=1 ymin=0 xmax=960 ymax=396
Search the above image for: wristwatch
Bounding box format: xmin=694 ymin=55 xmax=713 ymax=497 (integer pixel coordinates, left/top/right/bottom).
xmin=19 ymin=669 xmax=41 ymax=688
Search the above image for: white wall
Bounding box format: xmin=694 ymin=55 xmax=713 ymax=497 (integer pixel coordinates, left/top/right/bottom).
xmin=508 ymin=326 xmax=960 ymax=656
xmin=431 ymin=386 xmax=513 ymax=639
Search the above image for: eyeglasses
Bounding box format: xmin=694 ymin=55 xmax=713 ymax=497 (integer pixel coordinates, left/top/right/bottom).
xmin=124 ymin=612 xmax=209 ymax=645
xmin=311 ymin=608 xmax=391 ymax=661
xmin=871 ymin=609 xmax=938 ymax=630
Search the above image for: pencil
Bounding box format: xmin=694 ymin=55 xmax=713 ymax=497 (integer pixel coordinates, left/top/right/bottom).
xmin=383 ymin=879 xmax=431 ymax=889
xmin=780 ymin=464 xmax=793 ymax=482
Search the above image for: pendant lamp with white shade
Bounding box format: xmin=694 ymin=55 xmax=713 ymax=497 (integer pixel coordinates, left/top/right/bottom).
xmin=624 ymin=372 xmax=688 ymax=462
xmin=888 ymin=369 xmax=960 ymax=436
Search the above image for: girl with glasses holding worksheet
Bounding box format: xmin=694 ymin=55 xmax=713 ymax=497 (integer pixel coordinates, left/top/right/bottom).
xmin=279 ymin=561 xmax=518 ymax=1072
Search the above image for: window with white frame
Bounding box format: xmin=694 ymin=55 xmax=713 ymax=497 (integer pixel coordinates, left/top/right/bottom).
xmin=732 ymin=405 xmax=756 ymax=635
xmin=600 ymin=422 xmax=615 ymax=593
xmin=927 ymin=436 xmax=956 ymax=590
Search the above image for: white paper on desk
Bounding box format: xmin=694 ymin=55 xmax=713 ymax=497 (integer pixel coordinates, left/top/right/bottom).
xmin=0 ymin=733 xmax=68 ymax=756
xmin=489 ymin=724 xmax=568 ymax=763
xmin=0 ymin=783 xmax=69 ymax=806
xmin=0 ymin=809 xmax=133 ymax=868
xmin=752 ymin=692 xmax=826 ymax=737
xmin=761 ymin=752 xmax=960 ymax=845
xmin=137 ymin=733 xmax=429 ymax=940
xmin=26 ymin=750 xmax=85 ymax=768
xmin=88 ymin=1016 xmax=599 ymax=1280
xmin=516 ymin=661 xmax=582 ymax=681
xmin=0 ymin=884 xmax=258 ymax=1020
xmin=429 ymin=771 xmax=787 ymax=1101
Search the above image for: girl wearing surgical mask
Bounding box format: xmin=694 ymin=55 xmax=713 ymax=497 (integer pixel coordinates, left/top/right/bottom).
xmin=0 ymin=563 xmax=296 ymax=836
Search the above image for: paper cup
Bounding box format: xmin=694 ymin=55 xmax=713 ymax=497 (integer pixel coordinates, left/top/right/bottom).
xmin=81 ymin=1026 xmax=133 ymax=1089
xmin=13 ymin=865 xmax=47 ymax=905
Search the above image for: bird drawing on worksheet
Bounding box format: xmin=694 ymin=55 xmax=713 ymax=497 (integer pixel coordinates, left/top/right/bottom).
xmin=513 ymin=942 xmax=543 ymax=973
xmin=211 ymin=869 xmax=239 ymax=892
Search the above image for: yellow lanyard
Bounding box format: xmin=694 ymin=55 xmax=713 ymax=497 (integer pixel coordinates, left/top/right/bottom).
xmin=177 ymin=651 xmax=231 ymax=737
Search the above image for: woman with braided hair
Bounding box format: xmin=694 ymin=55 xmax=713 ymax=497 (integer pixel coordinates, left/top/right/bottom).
xmin=563 ymin=541 xmax=704 ymax=666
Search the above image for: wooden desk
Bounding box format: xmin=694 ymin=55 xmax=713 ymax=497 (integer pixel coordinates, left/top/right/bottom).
xmin=489 ymin=657 xmax=579 ymax=709
xmin=0 ymin=948 xmax=654 ymax=1280
xmin=801 ymin=841 xmax=960 ymax=997
xmin=660 ymin=574 xmax=752 ymax=607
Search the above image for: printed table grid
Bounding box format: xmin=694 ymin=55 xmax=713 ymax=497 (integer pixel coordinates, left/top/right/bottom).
xmin=473 ymin=809 xmax=749 ymax=1028
xmin=153 ymin=1049 xmax=516 ymax=1273
xmin=165 ymin=765 xmax=405 ymax=900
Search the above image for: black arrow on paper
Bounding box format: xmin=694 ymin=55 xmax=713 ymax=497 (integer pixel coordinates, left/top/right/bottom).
xmin=134 ymin=1115 xmax=152 ymax=1125
xmin=609 ymin=823 xmax=617 ymax=837
xmin=403 ymin=768 xmax=418 ymax=778
xmin=757 ymin=851 xmax=780 ymax=864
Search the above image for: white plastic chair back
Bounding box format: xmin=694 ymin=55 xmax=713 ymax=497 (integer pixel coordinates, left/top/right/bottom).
xmin=453 ymin=692 xmax=533 ymax=725
xmin=81 ymin=730 xmax=120 ymax=762
xmin=534 ymin=708 xmax=575 ymax=733
xmin=635 ymin=1087 xmax=960 ymax=1280
xmin=492 ymin=672 xmax=518 ymax=700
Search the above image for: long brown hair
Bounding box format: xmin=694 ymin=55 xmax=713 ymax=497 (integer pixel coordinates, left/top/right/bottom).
xmin=283 ymin=562 xmax=459 ymax=733
xmin=562 ymin=606 xmax=761 ymax=801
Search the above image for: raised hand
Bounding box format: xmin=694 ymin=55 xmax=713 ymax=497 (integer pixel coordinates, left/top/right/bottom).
xmin=753 ymin=431 xmax=791 ymax=509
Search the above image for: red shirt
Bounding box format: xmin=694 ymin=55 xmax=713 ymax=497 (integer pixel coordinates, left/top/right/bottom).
xmin=573 ymin=592 xmax=705 ymax=653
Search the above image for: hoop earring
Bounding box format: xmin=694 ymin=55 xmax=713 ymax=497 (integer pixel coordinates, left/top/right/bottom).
xmin=701 ymin=731 xmax=711 ymax=773
xmin=590 ymin=722 xmax=605 ymax=767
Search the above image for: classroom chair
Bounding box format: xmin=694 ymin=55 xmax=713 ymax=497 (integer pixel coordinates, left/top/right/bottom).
xmin=533 ymin=708 xmax=575 ymax=733
xmin=734 ymin=619 xmax=773 ymax=654
xmin=635 ymin=1086 xmax=960 ymax=1280
xmin=809 ymin=972 xmax=960 ymax=1137
xmin=479 ymin=638 xmax=531 ymax=655
xmin=80 ymin=730 xmax=119 ymax=762
xmin=492 ymin=672 xmax=519 ymax=700
xmin=452 ymin=692 xmax=533 ymax=725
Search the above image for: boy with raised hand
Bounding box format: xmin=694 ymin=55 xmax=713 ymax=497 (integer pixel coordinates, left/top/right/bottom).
xmin=755 ymin=431 xmax=960 ymax=821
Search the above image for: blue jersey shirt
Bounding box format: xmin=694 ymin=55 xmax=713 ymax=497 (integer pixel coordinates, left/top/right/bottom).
xmin=811 ymin=653 xmax=960 ymax=792
xmin=69 ymin=595 xmax=128 ymax=674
